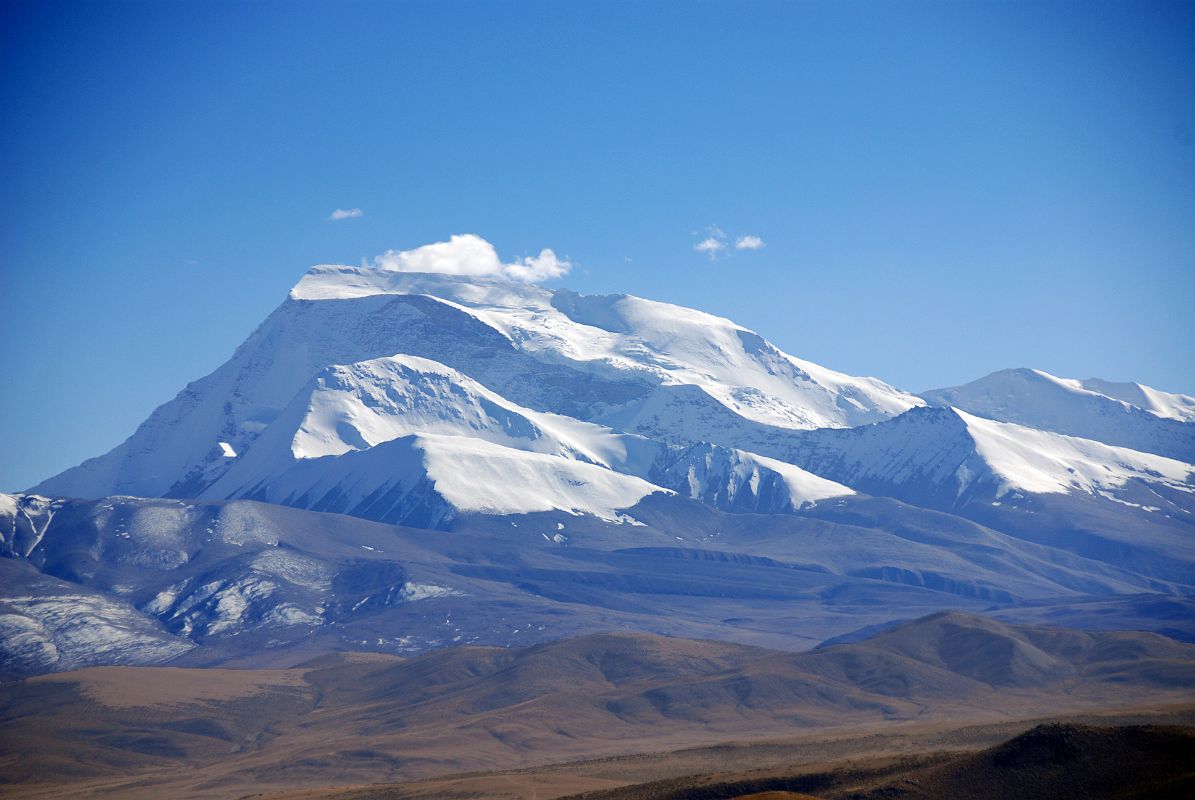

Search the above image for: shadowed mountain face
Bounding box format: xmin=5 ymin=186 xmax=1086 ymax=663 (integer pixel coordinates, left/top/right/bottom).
xmin=1 ymin=613 xmax=1193 ymax=798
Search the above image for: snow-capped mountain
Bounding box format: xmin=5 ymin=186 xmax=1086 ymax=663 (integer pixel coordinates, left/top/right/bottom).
xmin=26 ymin=254 xmax=1195 ymax=541
xmin=32 ymin=264 xmax=911 ymax=517
xmin=8 ymin=241 xmax=1195 ymax=678
xmin=920 ymin=368 xmax=1195 ymax=462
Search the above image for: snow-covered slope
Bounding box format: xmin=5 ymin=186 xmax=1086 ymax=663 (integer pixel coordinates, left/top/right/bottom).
xmin=291 ymin=267 xmax=920 ymax=430
xmin=961 ymin=409 xmax=1193 ymax=497
xmin=280 ymin=354 xmax=658 ymax=469
xmin=920 ymin=368 xmax=1195 ymax=462
xmin=211 ymin=433 xmax=664 ymax=526
xmin=779 ymin=406 xmax=1195 ymax=508
xmin=193 ymin=353 xmax=850 ymax=525
xmin=195 ymin=354 xmax=665 ymax=524
xmin=1078 ymin=377 xmax=1195 ymax=422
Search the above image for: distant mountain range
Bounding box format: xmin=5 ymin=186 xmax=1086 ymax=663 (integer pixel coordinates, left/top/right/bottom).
xmin=5 ymin=259 xmax=1194 ymax=677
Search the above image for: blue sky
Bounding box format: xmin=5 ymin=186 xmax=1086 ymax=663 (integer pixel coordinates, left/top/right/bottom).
xmin=1 ymin=0 xmax=1193 ymax=491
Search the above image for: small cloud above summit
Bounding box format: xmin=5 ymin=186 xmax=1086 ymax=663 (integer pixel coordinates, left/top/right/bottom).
xmin=371 ymin=234 xmax=571 ymax=283
xmin=328 ymin=208 xmax=364 ymax=221
xmin=735 ymin=235 xmax=765 ymax=250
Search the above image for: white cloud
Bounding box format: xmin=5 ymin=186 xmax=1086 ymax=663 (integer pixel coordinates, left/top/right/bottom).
xmin=694 ymin=237 xmax=726 ymax=258
xmin=371 ymin=234 xmax=571 ymax=283
xmin=373 ymin=234 xmax=501 ymax=275
xmin=735 ymin=235 xmax=765 ymax=250
xmin=329 ymin=208 xmax=364 ymax=221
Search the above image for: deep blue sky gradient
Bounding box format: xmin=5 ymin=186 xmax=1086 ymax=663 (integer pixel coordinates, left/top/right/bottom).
xmin=2 ymin=0 xmax=1193 ymax=490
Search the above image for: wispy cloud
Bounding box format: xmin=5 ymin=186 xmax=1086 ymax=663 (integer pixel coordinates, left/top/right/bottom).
xmin=371 ymin=234 xmax=571 ymax=283
xmin=328 ymin=208 xmax=364 ymax=221
xmin=694 ymin=237 xmax=727 ymax=258
xmin=693 ymin=225 xmax=765 ymax=259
